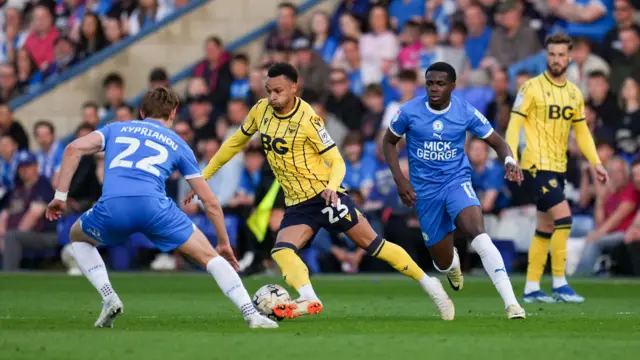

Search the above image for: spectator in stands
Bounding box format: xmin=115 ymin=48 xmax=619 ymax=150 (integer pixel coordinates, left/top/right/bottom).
xmin=623 ymin=158 xmax=640 ymax=243
xmin=0 ymin=102 xmax=28 ymax=150
xmin=609 ymin=26 xmax=640 ymax=94
xmin=331 ymin=12 xmax=363 ymax=66
xmin=397 ymin=20 xmax=421 ymax=70
xmin=0 ymin=6 xmax=27 ymax=64
xmin=290 ymin=37 xmax=330 ymax=98
xmin=576 ymin=156 xmax=640 ymax=274
xmin=24 ymin=5 xmax=59 ymax=71
xmin=128 ymin=0 xmax=172 ymax=36
xmin=564 ymin=133 xmax=596 ymax=237
xmin=103 ymin=15 xmax=126 ymax=45
xmin=227 ymin=145 xmax=264 ymax=209
xmin=1 ymin=152 xmax=56 ymax=271
xmin=485 ymin=67 xmax=513 ymax=134
xmin=389 ymin=0 xmax=425 ymax=32
xmin=186 ymin=94 xmax=216 ymax=144
xmin=54 ymin=0 xmax=84 ymax=35
xmin=264 ymin=2 xmax=305 ymax=52
xmin=81 ymin=101 xmax=100 ymax=128
xmin=0 ymin=134 xmax=19 ymax=204
xmin=173 ymin=120 xmax=194 ymax=150
xmin=464 ymin=4 xmax=492 ymax=70
xmin=342 ymin=133 xmax=375 ymax=196
xmin=468 ymin=138 xmax=510 ymax=214
xmin=484 ymin=0 xmax=541 ymax=68
xmin=514 ymin=70 xmax=532 ymax=92
xmin=615 ymin=77 xmax=640 ymax=159
xmin=382 ymin=69 xmax=421 ymax=129
xmin=602 ymin=0 xmax=638 ymax=62
xmin=196 ymin=137 xmax=242 ymax=208
xmin=566 ymin=37 xmax=610 ymax=95
xmin=336 ymin=37 xmax=364 ymax=96
xmin=77 ymin=12 xmax=107 ymax=60
xmin=308 ymin=92 xmax=347 ymax=147
xmin=443 ymin=22 xmax=471 ymax=84
xmin=0 ymin=63 xmax=21 ymax=102
xmin=116 ymin=104 xmax=135 ymax=121
xmin=149 ymin=67 xmax=169 ymax=88
xmin=107 ymin=0 xmax=139 ymax=20
xmin=587 ymin=71 xmax=621 ymax=128
xmin=44 ymin=36 xmax=79 ymax=78
xmin=360 ymin=5 xmax=399 ymax=85
xmin=310 ymin=10 xmax=339 ymax=64
xmin=226 ymin=99 xmax=249 ymax=136
xmin=14 ymin=48 xmax=43 ymax=94
xmin=33 ymin=120 xmax=63 ymax=183
xmin=325 ymin=68 xmax=364 ymax=131
xmin=331 ymin=0 xmax=370 ymax=40
xmin=548 ymin=0 xmax=615 ymax=42
xmin=361 ymin=84 xmax=385 ymax=141
xmin=229 ymin=54 xmax=251 ymax=101
xmin=99 ymin=73 xmax=126 ymax=118
xmin=193 ymin=36 xmax=232 ymax=108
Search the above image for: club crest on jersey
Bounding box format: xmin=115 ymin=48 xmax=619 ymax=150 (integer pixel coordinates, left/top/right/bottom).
xmin=288 ymin=123 xmax=298 ymax=133
xmin=313 ymin=118 xmax=322 ymax=128
xmin=432 ymin=120 xmax=444 ymax=132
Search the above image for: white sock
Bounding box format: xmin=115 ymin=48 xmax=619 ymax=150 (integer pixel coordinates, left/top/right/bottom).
xmin=206 ymin=256 xmax=257 ymax=318
xmin=418 ymin=274 xmax=446 ymax=297
xmin=471 ymin=233 xmax=519 ymax=307
xmin=71 ymin=242 xmax=114 ymax=301
xmin=552 ymin=276 xmax=568 ymax=288
xmin=432 ymin=250 xmax=460 ymax=273
xmin=298 ymin=284 xmax=320 ymax=301
xmin=524 ymin=281 xmax=541 ymax=294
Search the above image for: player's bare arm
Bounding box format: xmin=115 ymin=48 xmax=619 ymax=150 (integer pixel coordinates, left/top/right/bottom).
xmin=483 ymin=131 xmax=524 ymax=185
xmin=382 ymin=129 xmax=416 ymax=208
xmin=187 ymin=176 xmax=239 ymax=270
xmin=46 ymin=131 xmax=104 ymax=221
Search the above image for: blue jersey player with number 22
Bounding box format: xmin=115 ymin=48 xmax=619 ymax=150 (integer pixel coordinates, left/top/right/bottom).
xmin=382 ymin=62 xmax=526 ymax=319
xmin=45 ymin=87 xmax=276 ymax=329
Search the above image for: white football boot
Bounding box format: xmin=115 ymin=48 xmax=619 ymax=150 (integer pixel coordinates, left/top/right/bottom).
xmin=426 ymin=277 xmax=455 ymax=320
xmin=94 ymin=294 xmax=124 ymax=328
xmin=506 ymin=304 xmax=526 ymax=319
xmin=245 ymin=313 xmax=279 ymax=329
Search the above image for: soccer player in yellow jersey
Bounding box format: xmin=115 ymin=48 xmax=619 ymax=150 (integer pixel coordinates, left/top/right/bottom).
xmin=185 ymin=63 xmax=455 ymax=320
xmin=506 ymin=33 xmax=609 ymax=303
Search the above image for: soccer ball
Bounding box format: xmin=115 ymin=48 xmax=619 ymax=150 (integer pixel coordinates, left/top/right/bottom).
xmin=253 ymin=284 xmax=291 ymax=321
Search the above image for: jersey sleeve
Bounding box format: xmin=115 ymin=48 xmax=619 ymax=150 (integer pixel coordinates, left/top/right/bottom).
xmin=388 ymin=108 xmax=409 ymax=137
xmin=177 ymin=145 xmax=202 ymax=179
xmin=511 ymin=82 xmax=535 ymax=118
xmin=240 ymin=101 xmax=261 ymax=136
xmin=95 ymin=123 xmax=113 ymax=151
xmin=572 ymin=90 xmax=586 ymax=123
xmin=305 ymin=115 xmax=336 ymax=154
xmin=467 ymin=103 xmax=494 ymax=139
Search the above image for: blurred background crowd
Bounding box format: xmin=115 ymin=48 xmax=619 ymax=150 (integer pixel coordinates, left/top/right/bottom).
xmin=1 ymin=0 xmax=640 ymax=278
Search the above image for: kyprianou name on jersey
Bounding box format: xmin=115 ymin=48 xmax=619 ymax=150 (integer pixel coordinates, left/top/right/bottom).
xmin=119 ymin=126 xmax=179 ymax=151
xmin=417 ymin=141 xmax=458 ymax=161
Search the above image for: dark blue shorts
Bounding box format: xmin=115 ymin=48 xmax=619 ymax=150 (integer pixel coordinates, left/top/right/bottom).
xmin=279 ymin=193 xmax=361 ymax=237
xmin=522 ymin=169 xmax=566 ymax=212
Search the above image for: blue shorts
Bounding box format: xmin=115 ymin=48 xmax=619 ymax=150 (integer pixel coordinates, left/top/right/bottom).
xmin=416 ymin=179 xmax=480 ymax=247
xmin=81 ymin=196 xmax=195 ymax=252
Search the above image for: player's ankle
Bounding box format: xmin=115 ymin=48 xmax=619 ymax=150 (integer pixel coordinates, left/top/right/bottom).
xmin=524 ymin=281 xmax=541 ymax=293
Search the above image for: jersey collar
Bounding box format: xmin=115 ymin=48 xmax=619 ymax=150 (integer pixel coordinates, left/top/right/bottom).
xmin=273 ymin=97 xmax=301 ymax=119
xmin=425 ymin=99 xmax=452 ymax=115
xmin=543 ymin=71 xmax=567 ymax=88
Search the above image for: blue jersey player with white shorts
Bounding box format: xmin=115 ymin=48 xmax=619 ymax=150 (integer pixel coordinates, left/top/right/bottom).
xmin=45 ymin=87 xmax=276 ymax=329
xmin=382 ymin=62 xmax=526 ymax=319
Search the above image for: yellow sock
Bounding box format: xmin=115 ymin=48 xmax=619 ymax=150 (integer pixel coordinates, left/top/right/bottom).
xmin=551 ymin=217 xmax=572 ymax=277
xmin=271 ymin=247 xmax=310 ymax=290
xmin=370 ymin=238 xmax=425 ymax=281
xmin=526 ymin=231 xmax=551 ymax=283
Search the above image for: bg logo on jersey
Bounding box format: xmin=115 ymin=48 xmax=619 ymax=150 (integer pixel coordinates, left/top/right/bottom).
xmin=548 ymin=105 xmax=574 ymax=120
xmin=261 ymin=134 xmax=289 ymax=155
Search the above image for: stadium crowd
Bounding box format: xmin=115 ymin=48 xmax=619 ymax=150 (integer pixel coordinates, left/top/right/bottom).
xmin=1 ymin=0 xmax=640 ymax=278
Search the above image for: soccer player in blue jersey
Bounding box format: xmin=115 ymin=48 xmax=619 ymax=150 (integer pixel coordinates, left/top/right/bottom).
xmin=382 ymin=62 xmax=527 ymax=319
xmin=45 ymin=87 xmax=277 ymax=329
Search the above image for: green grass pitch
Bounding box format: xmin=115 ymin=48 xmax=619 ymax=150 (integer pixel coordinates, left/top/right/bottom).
xmin=1 ymin=273 xmax=639 ymax=360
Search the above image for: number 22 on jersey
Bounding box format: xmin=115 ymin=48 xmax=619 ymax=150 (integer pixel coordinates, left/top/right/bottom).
xmin=109 ymin=136 xmax=168 ymax=176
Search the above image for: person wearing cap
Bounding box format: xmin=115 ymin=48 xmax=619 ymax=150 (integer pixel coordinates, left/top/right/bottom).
xmin=1 ymin=152 xmax=57 ymax=271
xmin=290 ymin=36 xmax=330 ymax=97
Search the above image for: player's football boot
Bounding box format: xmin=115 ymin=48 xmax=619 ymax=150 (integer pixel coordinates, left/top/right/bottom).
xmin=506 ymin=304 xmax=526 ymax=319
xmin=522 ymin=290 xmax=556 ymax=303
xmin=427 ymin=277 xmax=455 ymax=320
xmin=446 ymin=248 xmax=464 ymax=291
xmin=552 ymin=285 xmax=585 ymax=303
xmin=94 ymin=294 xmax=124 ymax=328
xmin=245 ymin=313 xmax=279 ymax=329
xmin=273 ymin=298 xmax=323 ymax=319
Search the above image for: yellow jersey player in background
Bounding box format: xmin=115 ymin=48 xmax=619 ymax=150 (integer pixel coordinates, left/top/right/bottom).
xmin=506 ymin=33 xmax=609 ymax=304
xmin=184 ymin=63 xmax=456 ymax=320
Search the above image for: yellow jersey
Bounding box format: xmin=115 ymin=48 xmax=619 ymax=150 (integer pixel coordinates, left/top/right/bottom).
xmin=507 ymin=71 xmax=598 ymax=173
xmin=203 ymin=97 xmax=346 ymax=207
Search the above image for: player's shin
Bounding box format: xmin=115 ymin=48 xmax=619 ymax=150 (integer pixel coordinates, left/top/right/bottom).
xmin=71 ymin=241 xmax=115 ymax=300
xmin=471 ymin=233 xmax=519 ymax=307
xmin=525 ymin=230 xmax=552 ymax=293
xmin=206 ymin=256 xmax=257 ymax=318
xmin=551 ymin=217 xmax=572 ymax=288
xmin=367 ymin=236 xmax=426 ymax=281
xmin=271 ymin=243 xmax=318 ymax=300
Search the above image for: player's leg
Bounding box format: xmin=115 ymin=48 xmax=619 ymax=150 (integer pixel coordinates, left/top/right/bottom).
xmin=346 ymin=212 xmax=455 ymax=320
xmin=523 ymin=211 xmax=555 ymax=302
xmin=175 ymin=227 xmax=277 ymax=328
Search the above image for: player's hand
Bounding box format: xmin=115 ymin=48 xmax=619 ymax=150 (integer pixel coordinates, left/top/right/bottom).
xmin=504 ymin=162 xmax=524 ymax=185
xmin=215 ymin=243 xmax=240 ymax=271
xmin=46 ymin=200 xmax=67 ymax=221
xmin=396 ymin=177 xmax=417 ymax=208
xmin=321 ymin=188 xmax=339 ymax=207
xmin=182 ymin=190 xmax=196 ymax=206
xmin=593 ymin=163 xmax=609 ymax=184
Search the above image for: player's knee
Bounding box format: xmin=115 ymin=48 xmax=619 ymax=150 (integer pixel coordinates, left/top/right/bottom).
xmin=364 ymin=236 xmax=384 ymax=257
xmin=554 ymin=216 xmax=572 ymax=231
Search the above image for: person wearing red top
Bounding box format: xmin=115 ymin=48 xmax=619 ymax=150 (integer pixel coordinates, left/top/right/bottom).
xmin=24 ymin=6 xmax=60 ymax=71
xmin=576 ymin=156 xmax=640 ymax=274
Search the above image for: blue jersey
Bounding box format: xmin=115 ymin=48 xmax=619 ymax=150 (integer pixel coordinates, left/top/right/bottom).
xmin=97 ymin=119 xmax=201 ymax=200
xmin=389 ymin=95 xmax=494 ymax=198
